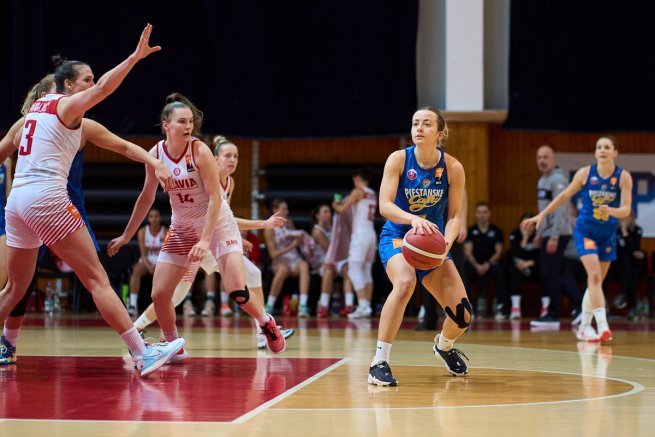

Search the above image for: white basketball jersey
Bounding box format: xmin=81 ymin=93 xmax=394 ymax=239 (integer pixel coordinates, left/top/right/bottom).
xmin=13 ymin=94 xmax=82 ymax=190
xmin=145 ymin=225 xmax=166 ymax=265
xmin=351 ymin=186 xmax=377 ymax=234
xmin=157 ymin=139 xmax=209 ymax=223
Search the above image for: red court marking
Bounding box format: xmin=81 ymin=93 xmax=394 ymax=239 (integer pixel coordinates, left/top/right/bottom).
xmin=0 ymin=356 xmax=339 ymax=422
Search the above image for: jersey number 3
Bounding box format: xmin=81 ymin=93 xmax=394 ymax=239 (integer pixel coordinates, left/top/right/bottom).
xmin=20 ymin=119 xmax=37 ymax=156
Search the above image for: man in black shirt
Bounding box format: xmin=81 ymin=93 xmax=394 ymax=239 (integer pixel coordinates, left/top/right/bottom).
xmin=463 ymin=202 xmax=505 ymax=317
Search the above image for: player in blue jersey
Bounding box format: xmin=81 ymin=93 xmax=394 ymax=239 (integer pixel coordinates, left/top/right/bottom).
xmin=369 ymin=107 xmax=469 ymax=386
xmin=523 ymin=136 xmax=632 ymax=343
xmin=0 ymin=157 xmax=13 ymax=288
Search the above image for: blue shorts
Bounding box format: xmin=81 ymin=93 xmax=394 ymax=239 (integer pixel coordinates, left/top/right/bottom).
xmin=573 ymin=221 xmax=616 ymax=262
xmin=379 ymin=227 xmax=451 ymax=283
xmin=0 ymin=213 xmax=5 ymax=236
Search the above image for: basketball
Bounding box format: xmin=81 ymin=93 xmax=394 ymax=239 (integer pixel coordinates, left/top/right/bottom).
xmin=401 ymin=228 xmax=447 ymax=270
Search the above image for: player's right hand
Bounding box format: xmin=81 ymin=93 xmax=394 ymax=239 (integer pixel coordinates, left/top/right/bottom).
xmin=410 ymin=217 xmax=439 ymax=235
xmin=108 ymin=235 xmax=128 ymax=257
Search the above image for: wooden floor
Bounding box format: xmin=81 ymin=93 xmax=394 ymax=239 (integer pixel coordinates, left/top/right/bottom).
xmin=1 ymin=314 xmax=654 ymax=437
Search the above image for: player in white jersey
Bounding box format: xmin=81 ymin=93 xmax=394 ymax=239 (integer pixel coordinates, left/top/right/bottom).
xmin=127 ymin=208 xmax=166 ymax=316
xmin=108 ymin=94 xmax=286 ymax=355
xmin=128 ymin=135 xmax=293 ymax=349
xmin=332 ymin=169 xmax=378 ymax=319
xmin=0 ymin=25 xmax=186 ymax=377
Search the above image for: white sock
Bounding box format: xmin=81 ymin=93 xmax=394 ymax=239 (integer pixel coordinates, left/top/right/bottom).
xmin=541 ymin=296 xmax=550 ymax=308
xmin=593 ymin=307 xmax=609 ymax=332
xmin=266 ymin=295 xmax=277 ymax=308
xmin=359 ymin=298 xmax=370 ymax=309
xmin=129 ymin=293 xmax=138 ymax=307
xmin=299 ymin=294 xmax=309 ymax=306
xmin=319 ymin=293 xmax=330 ymax=307
xmin=511 ymin=295 xmax=521 ymax=308
xmin=372 ymin=341 xmax=392 ymax=366
xmin=438 ymin=333 xmax=455 ymax=351
xmin=3 ymin=327 xmax=20 ymax=346
xmin=133 ymin=313 xmax=154 ymax=331
xmin=345 ymin=292 xmax=355 ymax=306
xmin=220 ymin=291 xmax=229 ymax=304
xmin=581 ymin=289 xmax=593 ymax=327
xmin=206 ymin=291 xmax=215 ymax=300
xmin=162 ymin=329 xmax=179 ymax=342
xmin=120 ymin=326 xmax=146 ymax=357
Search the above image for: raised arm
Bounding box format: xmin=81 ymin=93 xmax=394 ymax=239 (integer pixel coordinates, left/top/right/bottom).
xmin=82 ymin=119 xmax=172 ymax=190
xmin=107 ymin=148 xmax=160 ymax=256
xmin=58 ymin=24 xmax=161 ymax=127
xmin=332 ymin=187 xmax=362 ymax=213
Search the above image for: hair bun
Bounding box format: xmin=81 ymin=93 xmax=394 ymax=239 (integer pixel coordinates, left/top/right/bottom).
xmin=51 ymin=54 xmax=67 ymax=68
xmin=165 ymin=92 xmax=188 ymax=105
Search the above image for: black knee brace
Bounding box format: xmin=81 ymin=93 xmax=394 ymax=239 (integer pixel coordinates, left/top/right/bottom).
xmin=444 ymin=297 xmax=472 ymax=329
xmin=229 ymin=286 xmax=250 ymax=306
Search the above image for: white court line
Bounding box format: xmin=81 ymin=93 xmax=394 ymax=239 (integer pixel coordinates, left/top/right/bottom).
xmin=272 ymin=365 xmax=645 ymax=412
xmin=232 ymin=357 xmax=350 ymax=424
xmin=466 ymin=343 xmax=655 ymax=363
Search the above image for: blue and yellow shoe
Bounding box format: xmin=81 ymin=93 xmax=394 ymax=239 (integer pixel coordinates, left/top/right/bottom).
xmin=0 ymin=336 xmax=17 ymax=365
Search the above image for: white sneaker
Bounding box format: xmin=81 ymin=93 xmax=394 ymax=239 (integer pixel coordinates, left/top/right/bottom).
xmin=134 ymin=338 xmax=185 ymax=377
xmin=347 ymin=305 xmax=372 ymax=319
xmin=201 ymin=299 xmax=216 ymax=317
xmin=510 ymin=306 xmax=521 ymax=320
xmin=183 ymin=300 xmax=196 ymax=317
xmin=576 ymin=325 xmax=599 ymax=342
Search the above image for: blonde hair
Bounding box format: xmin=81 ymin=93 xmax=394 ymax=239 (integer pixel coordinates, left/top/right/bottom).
xmin=21 ymin=74 xmax=55 ymax=115
xmin=212 ymin=135 xmax=236 ymax=156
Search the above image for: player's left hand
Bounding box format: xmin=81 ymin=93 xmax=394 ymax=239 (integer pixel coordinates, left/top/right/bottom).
xmin=188 ymin=240 xmax=210 ymax=262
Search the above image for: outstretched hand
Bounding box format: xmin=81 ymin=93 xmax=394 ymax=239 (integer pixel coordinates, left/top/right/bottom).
xmin=264 ymin=211 xmax=287 ymax=229
xmin=133 ymin=23 xmax=161 ymax=61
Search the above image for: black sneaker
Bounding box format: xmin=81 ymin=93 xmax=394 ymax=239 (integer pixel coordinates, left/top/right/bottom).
xmin=368 ymin=361 xmax=398 ymax=386
xmin=529 ymin=315 xmax=560 ymax=327
xmin=0 ymin=335 xmax=17 ymax=365
xmin=433 ymin=342 xmax=469 ymax=376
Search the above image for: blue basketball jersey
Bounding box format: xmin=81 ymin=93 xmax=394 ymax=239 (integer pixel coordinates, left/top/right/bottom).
xmin=67 ymin=151 xmax=99 ymax=252
xmin=382 ymin=145 xmax=449 ymax=234
xmin=577 ymin=164 xmax=622 ymax=228
xmin=0 ymin=162 xmax=7 ymax=235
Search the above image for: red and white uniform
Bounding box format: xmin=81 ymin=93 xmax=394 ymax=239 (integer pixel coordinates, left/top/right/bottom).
xmin=157 ymin=139 xmax=242 ymax=268
xmin=143 ymin=225 xmax=166 ymax=266
xmin=5 ymin=93 xmax=85 ymax=248
xmin=272 ymin=227 xmax=304 ymax=271
xmin=349 ymin=186 xmax=377 ymax=263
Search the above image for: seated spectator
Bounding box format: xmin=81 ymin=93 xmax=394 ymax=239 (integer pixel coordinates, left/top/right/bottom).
xmin=312 ymin=204 xmax=354 ymax=318
xmin=128 ymin=208 xmax=165 ymax=316
xmin=263 ymin=199 xmax=311 ymax=317
xmin=613 ymin=211 xmax=647 ymax=319
xmin=500 ymin=213 xmax=539 ymax=320
xmin=463 ymin=202 xmax=505 ymax=317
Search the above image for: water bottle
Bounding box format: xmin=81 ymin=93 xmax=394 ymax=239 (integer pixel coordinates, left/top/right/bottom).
xmin=290 ymin=293 xmax=299 ymax=316
xmin=44 ymin=282 xmax=55 ymax=314
xmin=282 ymin=295 xmax=291 ymax=317
xmin=121 ymin=283 xmax=130 ymax=306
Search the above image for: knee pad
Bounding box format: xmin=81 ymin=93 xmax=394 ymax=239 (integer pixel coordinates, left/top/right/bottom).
xmin=348 ymin=261 xmax=369 ymax=291
xmin=230 ymin=286 xmax=250 ymax=306
xmin=444 ymin=297 xmax=473 ymax=329
xmin=244 ymin=257 xmax=262 ymax=289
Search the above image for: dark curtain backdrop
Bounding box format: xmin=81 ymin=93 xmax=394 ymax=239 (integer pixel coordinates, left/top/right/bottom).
xmin=1 ymin=0 xmax=418 ymax=137
xmin=506 ymin=2 xmax=655 ymax=131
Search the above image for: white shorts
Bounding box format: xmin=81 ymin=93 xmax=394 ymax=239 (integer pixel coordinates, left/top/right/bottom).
xmin=5 ymin=186 xmax=84 ymax=249
xmin=348 ymin=230 xmax=377 ymax=263
xmin=158 ymin=215 xmax=242 ymax=268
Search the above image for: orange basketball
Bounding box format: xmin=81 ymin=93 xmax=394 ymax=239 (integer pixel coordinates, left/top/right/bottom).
xmin=401 ymin=228 xmax=447 ymax=270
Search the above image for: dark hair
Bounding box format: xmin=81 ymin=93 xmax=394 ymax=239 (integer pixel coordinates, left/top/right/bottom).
xmin=310 ymin=204 xmax=330 ymax=227
xmin=21 ymin=74 xmax=55 ymax=115
xmin=52 ymin=55 xmax=88 ymax=94
xmin=270 ymin=198 xmax=287 ymax=211
xmin=416 ymin=106 xmax=449 ymax=147
xmin=160 ymin=92 xmax=204 ymax=135
xmin=475 ymin=201 xmax=490 ymax=210
xmin=598 ymin=135 xmax=619 ymax=151
xmin=212 ymin=135 xmax=236 ymax=156
xmin=353 ymin=167 xmax=370 ymax=182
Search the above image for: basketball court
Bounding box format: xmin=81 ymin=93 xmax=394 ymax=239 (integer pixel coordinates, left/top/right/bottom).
xmin=1 ymin=315 xmax=653 ymax=436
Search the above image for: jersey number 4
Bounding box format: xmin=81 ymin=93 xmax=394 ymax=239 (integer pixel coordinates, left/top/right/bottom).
xmin=19 ymin=119 xmax=37 ymax=156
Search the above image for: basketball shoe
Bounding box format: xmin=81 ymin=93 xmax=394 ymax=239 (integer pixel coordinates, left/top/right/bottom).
xmin=260 ymin=315 xmax=286 ymax=354
xmin=368 ymin=361 xmax=397 ymax=386
xmin=347 ymin=305 xmax=372 ymax=319
xmin=257 ymin=326 xmax=295 ymax=349
xmin=201 ymin=299 xmax=215 ymax=317
xmin=0 ymin=336 xmax=17 ymax=365
xmin=576 ymin=325 xmax=599 ymax=342
xmin=317 ymin=304 xmax=329 ymax=318
xmin=433 ymin=335 xmax=469 ymax=376
xmin=134 ymin=338 xmax=186 ymax=377
xmin=510 ymin=306 xmax=522 ymax=320
xmin=157 ymin=337 xmax=189 ymax=363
